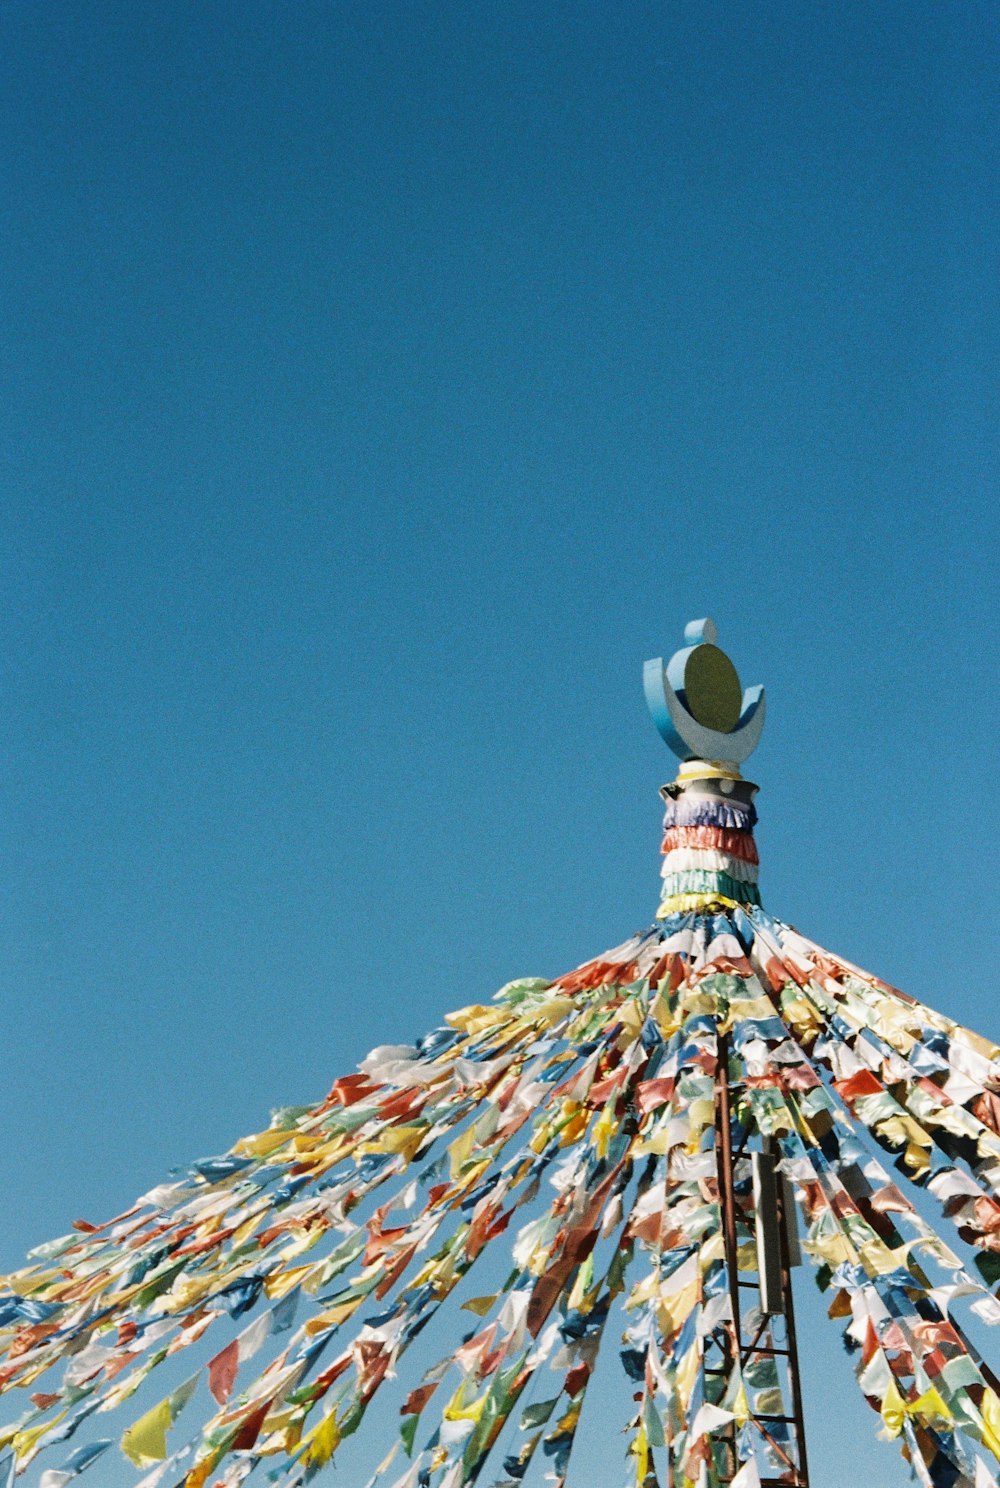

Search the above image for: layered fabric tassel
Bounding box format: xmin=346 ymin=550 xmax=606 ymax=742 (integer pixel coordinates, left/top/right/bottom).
xmin=658 ymin=764 xmax=762 ymax=916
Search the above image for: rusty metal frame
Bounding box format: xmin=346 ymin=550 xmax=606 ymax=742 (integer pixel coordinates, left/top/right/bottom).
xmin=715 ymin=1029 xmax=810 ymax=1486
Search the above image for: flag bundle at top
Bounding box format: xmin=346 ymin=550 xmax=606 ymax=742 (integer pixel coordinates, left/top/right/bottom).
xmin=2 ymin=622 xmax=1000 ymax=1488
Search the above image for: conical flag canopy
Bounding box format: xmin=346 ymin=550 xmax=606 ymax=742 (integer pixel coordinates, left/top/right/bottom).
xmin=4 ymin=625 xmax=1000 ymax=1488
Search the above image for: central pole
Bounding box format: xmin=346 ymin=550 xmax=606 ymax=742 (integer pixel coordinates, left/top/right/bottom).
xmin=715 ymin=1029 xmax=810 ymax=1486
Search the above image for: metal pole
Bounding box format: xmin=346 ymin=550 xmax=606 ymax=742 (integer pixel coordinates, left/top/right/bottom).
xmin=716 ymin=1029 xmax=743 ymax=1351
xmin=715 ymin=1029 xmax=742 ymax=1483
xmin=770 ymin=1136 xmax=810 ymax=1486
xmin=716 ymin=1031 xmax=810 ymax=1486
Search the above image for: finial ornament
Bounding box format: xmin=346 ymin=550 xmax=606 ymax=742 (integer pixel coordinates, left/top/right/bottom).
xmin=644 ymin=618 xmax=765 ymax=766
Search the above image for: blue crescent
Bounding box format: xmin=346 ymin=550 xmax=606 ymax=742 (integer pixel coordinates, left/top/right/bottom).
xmin=643 ymin=657 xmax=765 ymax=766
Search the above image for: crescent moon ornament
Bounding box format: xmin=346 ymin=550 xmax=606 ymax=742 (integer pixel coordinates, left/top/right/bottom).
xmin=644 ymin=618 xmax=765 ymax=767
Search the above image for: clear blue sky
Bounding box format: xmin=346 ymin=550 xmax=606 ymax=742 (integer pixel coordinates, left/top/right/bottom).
xmin=2 ymin=4 xmax=998 ymax=1484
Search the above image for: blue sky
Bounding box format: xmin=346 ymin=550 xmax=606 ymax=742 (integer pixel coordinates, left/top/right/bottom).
xmin=2 ymin=4 xmax=999 ymax=1483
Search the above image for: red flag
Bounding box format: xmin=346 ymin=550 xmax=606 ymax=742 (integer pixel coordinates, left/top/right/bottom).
xmin=207 ymin=1338 xmax=239 ymax=1406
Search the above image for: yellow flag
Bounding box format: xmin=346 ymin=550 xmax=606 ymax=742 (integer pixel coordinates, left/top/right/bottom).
xmin=304 ymin=1409 xmax=340 ymax=1468
xmin=448 ymin=1124 xmax=477 ymax=1178
xmin=731 ymin=1382 xmax=750 ymax=1427
xmin=878 ymin=1375 xmax=907 ymax=1439
xmin=361 ymin=1125 xmax=424 ymax=1160
xmin=264 ymin=1263 xmax=313 ymax=1299
xmin=13 ymin=1410 xmax=69 ymax=1464
xmin=532 ymin=995 xmax=574 ymax=1027
xmin=630 ymin=1419 xmax=648 ymax=1485
xmin=445 ymin=1004 xmax=505 ymax=1035
xmin=462 ymin=1294 xmax=498 ymax=1316
xmin=910 ymin=1385 xmax=953 ymax=1428
xmin=592 ymin=1103 xmax=616 ymax=1159
xmin=121 ymin=1397 xmax=172 ymax=1467
xmin=978 ymin=1387 xmax=1000 ymax=1460
xmin=234 ymin=1128 xmax=292 ymax=1158
xmin=443 ymin=1379 xmax=486 ymax=1424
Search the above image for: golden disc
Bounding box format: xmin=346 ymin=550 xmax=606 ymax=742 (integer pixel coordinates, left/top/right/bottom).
xmin=683 ymin=644 xmax=742 ymax=732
